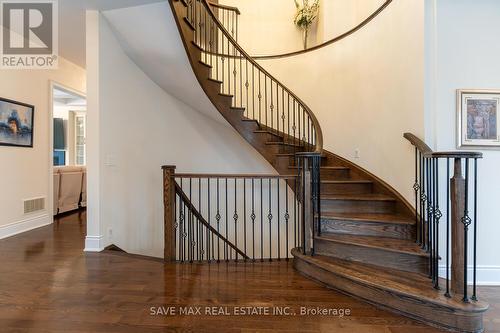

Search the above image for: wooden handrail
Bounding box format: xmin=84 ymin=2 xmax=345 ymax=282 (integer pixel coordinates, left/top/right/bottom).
xmin=175 ymin=173 xmax=297 ymax=179
xmin=200 ymin=0 xmax=324 ymax=154
xmin=208 ymin=1 xmax=240 ymax=15
xmin=404 ymin=133 xmax=483 ymax=159
xmin=252 ymin=0 xmax=393 ymax=60
xmin=403 ymin=133 xmax=432 ymax=154
xmin=425 ymin=151 xmax=483 ymax=159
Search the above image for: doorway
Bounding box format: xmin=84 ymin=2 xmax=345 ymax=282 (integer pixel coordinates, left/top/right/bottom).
xmin=50 ymin=83 xmax=87 ymax=217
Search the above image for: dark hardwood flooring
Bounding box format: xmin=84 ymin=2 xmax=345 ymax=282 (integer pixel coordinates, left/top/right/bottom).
xmin=0 ymin=210 xmax=498 ymax=333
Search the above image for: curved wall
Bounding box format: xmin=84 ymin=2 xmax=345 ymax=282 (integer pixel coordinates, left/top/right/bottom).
xmin=249 ymin=0 xmax=425 ymax=202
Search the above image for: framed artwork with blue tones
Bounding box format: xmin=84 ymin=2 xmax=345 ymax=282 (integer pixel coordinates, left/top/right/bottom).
xmin=458 ymin=89 xmax=500 ymax=149
xmin=0 ymin=97 xmax=34 ymax=148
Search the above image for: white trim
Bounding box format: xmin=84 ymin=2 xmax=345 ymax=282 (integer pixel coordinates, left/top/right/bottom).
xmin=439 ymin=265 xmax=500 ymax=286
xmin=84 ymin=235 xmax=104 ymax=252
xmin=0 ymin=214 xmax=52 ymax=240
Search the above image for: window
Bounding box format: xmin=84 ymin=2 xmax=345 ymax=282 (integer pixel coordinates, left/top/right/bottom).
xmin=75 ymin=114 xmax=86 ymax=165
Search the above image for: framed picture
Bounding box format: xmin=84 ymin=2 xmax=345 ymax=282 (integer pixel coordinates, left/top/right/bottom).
xmin=0 ymin=97 xmax=35 ymax=148
xmin=457 ymin=89 xmax=500 ymax=148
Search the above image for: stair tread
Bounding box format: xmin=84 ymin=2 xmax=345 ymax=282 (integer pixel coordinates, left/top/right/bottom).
xmin=321 ymin=212 xmax=415 ymax=225
xmin=266 ymin=141 xmax=302 ymax=147
xmin=289 ymin=165 xmax=349 ymax=170
xmin=317 ymin=233 xmax=427 ymax=256
xmin=292 ymin=249 xmax=488 ymax=312
xmin=321 ymin=193 xmax=395 ymax=201
xmin=321 ymin=180 xmax=372 ymax=184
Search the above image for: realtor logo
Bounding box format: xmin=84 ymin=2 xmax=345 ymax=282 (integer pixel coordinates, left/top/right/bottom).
xmin=1 ymin=0 xmax=58 ymax=69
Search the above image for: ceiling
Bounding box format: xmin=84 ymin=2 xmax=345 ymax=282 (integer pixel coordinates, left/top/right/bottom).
xmin=59 ymin=0 xmax=167 ymax=68
xmin=53 ymin=87 xmax=87 ymax=107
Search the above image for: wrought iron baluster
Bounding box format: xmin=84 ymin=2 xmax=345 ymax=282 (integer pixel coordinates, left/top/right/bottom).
xmin=434 ymin=158 xmax=441 ymax=289
xmin=445 ymin=158 xmax=451 ymax=297
xmin=462 ymin=158 xmax=471 ymax=302
xmin=243 ymin=179 xmax=247 ymax=259
xmin=472 ymin=158 xmax=478 ymax=301
xmin=234 ymin=178 xmax=238 ymax=262
xmin=216 ymin=178 xmax=220 ymax=262
xmin=277 ymin=178 xmax=280 ymax=261
xmin=268 ymin=178 xmax=273 ymax=261
xmin=251 ymin=179 xmax=256 ymax=261
xmin=225 ymin=178 xmax=229 ymax=261
xmin=285 ymin=179 xmax=290 ymax=260
xmin=189 ymin=178 xmax=193 ymax=263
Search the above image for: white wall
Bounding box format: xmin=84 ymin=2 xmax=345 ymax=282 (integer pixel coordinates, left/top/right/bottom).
xmin=426 ymin=0 xmax=500 ymax=284
xmin=253 ymin=0 xmax=425 ymax=203
xmin=220 ymin=0 xmax=384 ymax=56
xmin=0 ymin=59 xmax=86 ymax=239
xmin=85 ymin=12 xmax=275 ymax=257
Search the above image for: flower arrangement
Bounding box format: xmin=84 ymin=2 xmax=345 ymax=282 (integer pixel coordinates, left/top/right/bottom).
xmin=293 ymin=0 xmax=320 ymax=49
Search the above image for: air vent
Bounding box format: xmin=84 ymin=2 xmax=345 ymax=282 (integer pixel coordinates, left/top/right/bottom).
xmin=24 ymin=197 xmax=45 ymax=214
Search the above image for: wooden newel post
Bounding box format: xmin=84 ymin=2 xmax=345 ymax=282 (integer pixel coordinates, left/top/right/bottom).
xmin=450 ymin=158 xmax=465 ymax=295
xmin=162 ymin=165 xmax=176 ymax=262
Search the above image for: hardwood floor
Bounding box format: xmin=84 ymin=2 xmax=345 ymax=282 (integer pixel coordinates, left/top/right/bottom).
xmin=0 ymin=210 xmax=498 ymax=333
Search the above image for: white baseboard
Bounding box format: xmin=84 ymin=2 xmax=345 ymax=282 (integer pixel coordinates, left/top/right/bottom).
xmin=439 ymin=265 xmax=500 ymax=286
xmin=0 ymin=214 xmax=52 ymax=240
xmin=84 ymin=235 xmax=104 ymax=252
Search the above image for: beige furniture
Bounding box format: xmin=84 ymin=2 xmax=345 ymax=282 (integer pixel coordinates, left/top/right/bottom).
xmin=53 ymin=166 xmax=86 ymax=215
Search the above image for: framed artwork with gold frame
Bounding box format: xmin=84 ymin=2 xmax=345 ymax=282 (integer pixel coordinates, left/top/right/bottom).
xmin=457 ymin=89 xmax=500 ymax=148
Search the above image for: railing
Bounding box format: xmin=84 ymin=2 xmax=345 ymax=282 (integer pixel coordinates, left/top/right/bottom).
xmin=404 ymin=133 xmax=483 ymax=302
xmin=208 ymin=2 xmax=239 ymax=41
xmin=163 ymin=166 xmax=308 ymax=262
xmin=183 ymin=0 xmax=323 ymax=154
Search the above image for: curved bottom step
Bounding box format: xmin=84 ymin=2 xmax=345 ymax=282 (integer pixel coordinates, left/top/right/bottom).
xmin=292 ymin=248 xmax=488 ymax=333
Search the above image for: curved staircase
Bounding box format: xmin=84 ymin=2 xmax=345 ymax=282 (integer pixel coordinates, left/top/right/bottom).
xmin=168 ymin=0 xmax=488 ymax=331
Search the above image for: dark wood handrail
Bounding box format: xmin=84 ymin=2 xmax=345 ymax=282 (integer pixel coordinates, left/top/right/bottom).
xmin=176 ymin=173 xmax=297 ymax=179
xmin=425 ymin=151 xmax=483 ymax=159
xmin=175 ymin=183 xmax=250 ymax=260
xmin=200 ymin=0 xmax=324 ymax=154
xmin=404 ymin=133 xmax=483 ymax=159
xmin=252 ymin=0 xmax=393 ymax=60
xmin=403 ymin=133 xmax=433 ymax=154
xmin=208 ymin=1 xmax=240 ymax=15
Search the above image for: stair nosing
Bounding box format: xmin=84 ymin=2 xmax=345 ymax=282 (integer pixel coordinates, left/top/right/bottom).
xmin=321 ymin=180 xmax=373 ymax=184
xmin=321 ymin=194 xmax=396 ymax=202
xmin=199 ymin=60 xmax=212 ymax=69
xmin=207 ymin=77 xmax=223 ymax=84
xmin=293 ymin=249 xmax=488 ymax=313
xmin=320 ymin=213 xmax=415 ymax=225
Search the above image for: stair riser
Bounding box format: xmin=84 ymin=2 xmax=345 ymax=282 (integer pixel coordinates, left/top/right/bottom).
xmin=293 ymin=256 xmax=485 ymax=333
xmin=321 ymin=199 xmax=395 ymax=214
xmin=315 ymin=238 xmax=428 ymax=274
xmin=321 ymin=182 xmax=372 ymax=195
xmin=320 ymin=168 xmax=351 ymax=179
xmin=257 ymin=132 xmax=284 ymax=142
xmin=321 ymin=219 xmax=416 ymax=240
xmin=267 ymin=144 xmax=302 ymax=155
